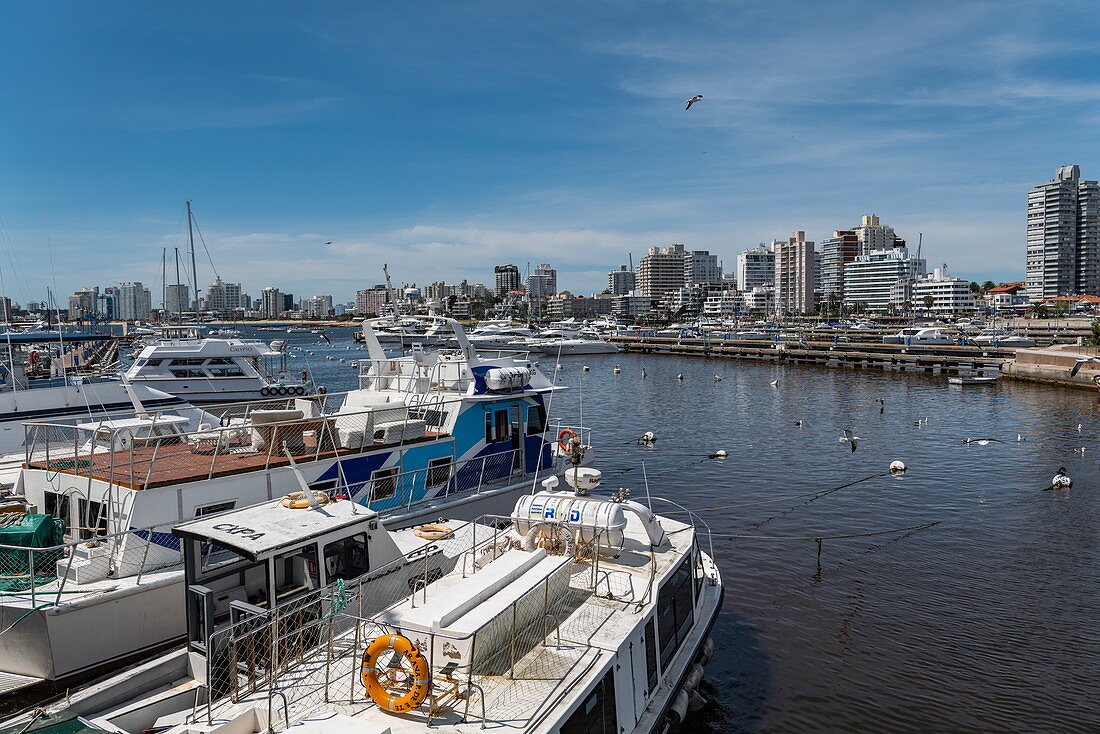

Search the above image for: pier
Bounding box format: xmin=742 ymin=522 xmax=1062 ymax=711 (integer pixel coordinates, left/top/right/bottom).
xmin=607 ymin=335 xmax=1011 ymax=375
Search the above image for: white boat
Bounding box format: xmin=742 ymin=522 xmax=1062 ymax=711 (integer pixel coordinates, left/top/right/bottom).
xmin=524 ymin=328 xmax=619 ymax=355
xmin=123 ymin=326 xmax=311 ymax=402
xmin=286 ymin=325 xmax=310 ymax=333
xmin=968 ymin=329 xmax=1036 ymax=347
xmin=729 ymin=330 xmax=769 ymax=341
xmin=3 ymin=467 xmax=722 ymax=734
xmin=948 ymin=375 xmax=1000 ymax=385
xmin=0 ymin=317 xmax=585 ymax=687
xmin=882 ymin=327 xmax=956 ymax=345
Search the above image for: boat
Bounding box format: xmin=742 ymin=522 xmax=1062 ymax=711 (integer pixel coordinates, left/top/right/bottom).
xmin=948 ymin=375 xmax=1000 ymax=385
xmin=729 ymin=330 xmax=769 ymax=341
xmin=882 ymin=327 xmax=956 ymax=345
xmin=1 ymin=467 xmax=722 ymax=734
xmin=0 ymin=317 xmax=584 ymax=687
xmin=122 ymin=325 xmax=312 ymax=402
xmin=286 ymin=325 xmax=310 ymax=333
xmin=968 ymin=329 xmax=1036 ymax=348
xmin=524 ymin=329 xmax=619 ymax=355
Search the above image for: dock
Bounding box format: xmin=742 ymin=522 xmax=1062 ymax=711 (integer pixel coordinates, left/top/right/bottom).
xmin=607 ymin=335 xmax=1011 ymax=375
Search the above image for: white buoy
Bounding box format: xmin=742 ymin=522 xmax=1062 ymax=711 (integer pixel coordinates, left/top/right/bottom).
xmin=711 ymin=450 xmax=728 ymax=458
xmin=556 ymin=364 xmax=564 ymax=371
xmin=613 ymin=366 xmax=621 ymax=374
xmin=889 ymin=460 xmax=906 ymax=475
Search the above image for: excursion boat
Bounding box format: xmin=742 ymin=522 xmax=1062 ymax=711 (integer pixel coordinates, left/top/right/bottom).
xmin=0 ymin=317 xmax=584 ymax=689
xmin=123 ymin=326 xmax=312 ymax=402
xmin=1 ymin=467 xmax=721 ymax=734
xmin=881 ymin=327 xmax=956 ymax=345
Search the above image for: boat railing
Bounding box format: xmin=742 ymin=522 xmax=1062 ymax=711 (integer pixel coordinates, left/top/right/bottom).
xmin=22 ymin=396 xmax=466 ymax=490
xmin=198 ymin=518 xmax=612 ymax=727
xmin=0 ymin=516 xmax=185 ymax=607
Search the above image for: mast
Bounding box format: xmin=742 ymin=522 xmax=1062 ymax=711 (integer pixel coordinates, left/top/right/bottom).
xmin=382 ymin=263 xmax=399 ymax=318
xmin=174 ymin=248 xmax=183 ymax=325
xmin=187 ymin=201 xmax=198 ymax=321
xmin=161 ymin=248 xmax=167 ymax=324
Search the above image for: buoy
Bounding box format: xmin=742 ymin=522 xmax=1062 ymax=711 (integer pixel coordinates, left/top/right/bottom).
xmin=889 ymin=460 xmax=906 ymax=475
xmin=641 ymin=430 xmax=656 ymax=444
xmin=711 ymin=450 xmax=728 ymax=458
xmin=413 ymin=523 xmax=453 ymax=541
xmin=556 ymin=364 xmax=564 ymax=370
xmin=613 ymin=366 xmax=621 ymax=374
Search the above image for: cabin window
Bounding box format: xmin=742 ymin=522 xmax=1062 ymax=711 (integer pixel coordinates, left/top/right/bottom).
xmin=370 ymin=467 xmax=399 ymax=501
xmin=644 ymin=617 xmax=658 ymax=692
xmin=526 ymin=404 xmax=547 ymax=435
xmin=484 ymin=412 xmax=493 ymax=443
xmin=493 ymin=409 xmax=510 ymax=442
xmin=206 ymin=358 xmax=235 ymax=365
xmin=208 ymin=367 xmax=245 ymax=377
xmin=170 ymin=369 xmax=207 ymax=378
xmin=274 ymin=545 xmax=320 ymax=601
xmin=75 ymin=498 xmax=108 ymax=540
xmin=426 ymin=457 xmax=451 ymax=490
xmin=44 ymin=491 xmax=72 ymax=531
xmin=169 ymin=358 xmax=206 ymax=366
xmin=560 ymin=668 xmax=617 ymax=734
xmin=195 ymin=501 xmax=236 ymax=517
xmin=657 ymin=555 xmax=695 ymax=669
xmin=324 ymin=533 xmax=370 ymax=583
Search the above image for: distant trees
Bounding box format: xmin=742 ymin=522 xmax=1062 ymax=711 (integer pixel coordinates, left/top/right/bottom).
xmin=1027 ymin=303 xmax=1049 ymax=319
xmin=923 ymin=295 xmax=934 ymax=311
xmin=1088 ymin=321 xmax=1100 ymax=347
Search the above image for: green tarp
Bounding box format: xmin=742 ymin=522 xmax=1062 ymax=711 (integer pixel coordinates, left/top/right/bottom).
xmin=0 ymin=513 xmax=66 ymax=593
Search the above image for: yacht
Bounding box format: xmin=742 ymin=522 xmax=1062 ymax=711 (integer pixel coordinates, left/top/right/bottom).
xmin=0 ymin=317 xmax=585 ymax=687
xmin=968 ymin=328 xmax=1036 ymax=347
xmin=2 ymin=468 xmax=722 ymax=734
xmin=525 ymin=329 xmax=620 ymax=355
xmin=123 ymin=326 xmax=311 ymax=402
xmin=882 ymin=327 xmax=956 ymax=345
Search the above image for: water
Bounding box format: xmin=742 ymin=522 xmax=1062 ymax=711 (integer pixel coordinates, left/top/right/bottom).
xmin=281 ymin=329 xmax=1099 ymax=731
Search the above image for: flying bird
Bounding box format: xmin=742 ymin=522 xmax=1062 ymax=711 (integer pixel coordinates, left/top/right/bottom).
xmin=324 ymin=241 xmax=333 ymax=245
xmin=840 ymin=429 xmax=861 ymax=452
xmin=685 ymin=95 xmax=703 ymax=110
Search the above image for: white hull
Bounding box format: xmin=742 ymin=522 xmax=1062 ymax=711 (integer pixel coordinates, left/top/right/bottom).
xmin=530 ymin=341 xmax=620 ymax=355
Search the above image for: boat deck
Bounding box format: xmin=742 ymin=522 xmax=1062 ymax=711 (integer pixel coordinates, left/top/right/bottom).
xmin=25 ymin=432 xmax=448 ymax=490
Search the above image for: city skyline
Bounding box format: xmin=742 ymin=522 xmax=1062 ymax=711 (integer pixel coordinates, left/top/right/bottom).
xmin=3 ymin=2 xmax=1100 ymax=302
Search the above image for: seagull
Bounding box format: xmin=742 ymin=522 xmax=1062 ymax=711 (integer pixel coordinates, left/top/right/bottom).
xmin=1074 ymin=446 xmax=1087 ymax=454
xmin=677 ymin=373 xmax=684 ymax=381
xmin=1078 ymin=424 xmax=1084 ymax=433
xmin=324 ymin=241 xmax=333 ymax=245
xmin=1070 ymin=357 xmax=1100 ymax=377
xmin=795 ymin=420 xmax=803 ymax=428
xmin=1017 ymin=434 xmax=1026 ymax=442
xmin=963 ymin=438 xmax=1004 ymax=446
xmin=714 ymin=375 xmax=722 ymax=382
xmin=1049 ymin=467 xmax=1072 ymax=489
xmin=641 ymin=368 xmax=647 ymax=378
xmin=839 ymin=429 xmax=861 ymax=452
xmin=685 ymin=95 xmax=703 ymax=110
xmin=770 ymin=379 xmax=779 ymax=387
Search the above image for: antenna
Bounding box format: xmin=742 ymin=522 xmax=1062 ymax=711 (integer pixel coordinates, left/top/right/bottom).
xmin=917 ymin=232 xmax=922 ymax=262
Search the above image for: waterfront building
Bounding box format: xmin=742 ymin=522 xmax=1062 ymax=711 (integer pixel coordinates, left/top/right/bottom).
xmin=259 ymin=287 xmax=283 ymax=319
xmin=743 ymin=287 xmax=775 ymax=313
xmin=164 ymin=284 xmax=190 ymax=316
xmin=912 ymin=266 xmax=977 ymax=314
xmin=608 ymin=265 xmax=636 ymax=295
xmin=203 ymin=278 xmax=242 ymax=315
xmin=355 ymin=286 xmax=389 ymax=317
xmin=843 ymin=247 xmax=926 ymax=312
xmin=853 ymin=214 xmax=905 ymax=256
xmin=684 ymin=250 xmax=721 ymax=286
xmin=637 ymin=244 xmax=686 ymax=297
xmin=526 ymin=263 xmax=557 ymax=300
xmin=819 ymin=230 xmax=859 ymax=300
xmin=494 ymin=264 xmax=521 ymax=295
xmin=304 ymin=295 xmax=333 ymax=319
xmin=118 ymin=282 xmax=152 ymax=321
xmin=736 ymin=244 xmax=776 ymax=293
xmin=1025 ymin=165 xmax=1100 ymax=301
xmin=546 ymin=293 xmax=614 ymax=319
xmin=611 ymin=292 xmax=653 ymax=321
xmin=68 ymin=288 xmax=97 ymax=320
xmin=775 ymin=231 xmax=815 ymax=315
xmin=985 ymin=281 xmax=1029 ymax=312
xmin=702 ymin=290 xmax=744 ymax=318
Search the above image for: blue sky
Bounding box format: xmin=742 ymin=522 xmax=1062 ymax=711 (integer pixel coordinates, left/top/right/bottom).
xmin=2 ymin=0 xmax=1099 ymax=304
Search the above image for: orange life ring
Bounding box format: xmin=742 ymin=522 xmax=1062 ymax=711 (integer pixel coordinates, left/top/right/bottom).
xmin=361 ymin=634 xmax=431 ymax=713
xmin=557 ymin=428 xmax=577 ymax=454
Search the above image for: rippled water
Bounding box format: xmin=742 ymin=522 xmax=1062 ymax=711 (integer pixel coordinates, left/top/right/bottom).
xmin=289 ymin=329 xmax=1099 ymax=732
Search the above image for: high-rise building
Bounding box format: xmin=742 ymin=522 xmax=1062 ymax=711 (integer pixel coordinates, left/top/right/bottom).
xmin=736 ymin=244 xmax=776 ymax=293
xmin=684 ymin=250 xmax=721 ymax=287
xmin=0 ymin=297 xmax=11 ymax=323
xmin=204 ymin=278 xmax=242 ymax=314
xmin=282 ymin=294 xmax=295 ymax=312
xmin=164 ymin=284 xmax=191 ymax=316
xmin=95 ymin=291 xmax=117 ymax=320
xmin=526 ymin=263 xmax=557 ymax=302
xmin=355 ymin=286 xmax=389 ymax=316
xmin=260 ymin=287 xmax=283 ymax=319
xmin=775 ymin=231 xmax=815 ymax=315
xmin=637 ymin=244 xmax=686 ymax=298
xmin=1026 ymin=165 xmax=1100 ymax=300
xmin=608 ymin=265 xmax=636 ymax=295
xmin=118 ymin=282 xmax=152 ymax=321
xmin=818 ymin=230 xmax=859 ymax=300
xmin=843 ymin=247 xmax=926 ymax=312
xmin=494 ymin=264 xmax=521 ymax=295
xmin=68 ymin=288 xmax=98 ymax=320
xmin=304 ymin=295 xmax=333 ymax=319
xmin=853 ymin=214 xmax=905 ymax=256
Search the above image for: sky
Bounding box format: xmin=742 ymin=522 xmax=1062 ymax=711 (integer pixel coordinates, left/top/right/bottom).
xmin=2 ymin=0 xmax=1099 ymax=305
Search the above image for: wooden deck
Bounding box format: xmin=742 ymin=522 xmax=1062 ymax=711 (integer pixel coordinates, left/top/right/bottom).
xmin=26 ymin=432 xmax=449 ymax=490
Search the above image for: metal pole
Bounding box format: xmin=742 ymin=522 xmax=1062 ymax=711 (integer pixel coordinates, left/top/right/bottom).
xmin=187 ymin=201 xmax=199 ymax=320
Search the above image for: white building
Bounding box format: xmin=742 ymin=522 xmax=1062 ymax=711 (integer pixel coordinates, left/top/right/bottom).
xmin=843 ymin=248 xmax=926 ymax=312
xmin=304 ymin=295 xmax=333 ymax=319
xmin=684 ymin=250 xmax=721 ymax=287
xmin=259 ymin=287 xmax=283 ymax=319
xmin=775 ymin=231 xmax=815 ymax=315
xmin=637 ymin=245 xmax=686 ymax=297
xmin=703 ymin=291 xmax=744 ymax=318
xmin=743 ymin=287 xmax=774 ymax=313
xmin=736 ymin=244 xmax=775 ymax=293
xmin=118 ymin=282 xmax=152 ymax=321
xmin=611 ymin=293 xmax=653 ymax=320
xmin=204 ymin=278 xmax=242 ymax=314
xmin=853 ymin=214 xmax=905 ymax=256
xmin=1025 ymin=165 xmax=1100 ymax=300
xmin=912 ymin=266 xmax=976 ymax=314
xmin=526 ymin=264 xmax=557 ymax=300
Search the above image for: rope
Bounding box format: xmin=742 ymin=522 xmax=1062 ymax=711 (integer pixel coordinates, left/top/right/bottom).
xmin=664 ymin=472 xmax=886 ymax=514
xmin=710 ymin=520 xmax=942 ymax=541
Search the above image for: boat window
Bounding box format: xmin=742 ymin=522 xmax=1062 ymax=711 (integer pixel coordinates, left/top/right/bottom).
xmin=493 ymin=409 xmax=510 ymax=442
xmin=526 ymin=404 xmax=547 ymax=435
xmin=134 ymin=359 xmax=147 ymax=367
xmin=560 ymin=667 xmax=617 ymax=734
xmin=206 ymin=358 xmax=235 ymax=365
xmin=274 ymin=545 xmax=320 ymax=602
xmin=370 ymin=467 xmax=399 ymax=501
xmin=169 ymin=358 xmax=206 ymax=366
xmin=195 ymin=501 xmax=236 ymax=517
xmin=484 ymin=412 xmax=493 ymax=443
xmin=693 ymin=542 xmax=705 ymax=597
xmin=200 ymin=541 xmax=241 ymax=574
xmin=644 ymin=617 xmax=658 ymax=692
xmin=323 ymin=533 xmax=370 ymax=583
xmin=44 ymin=491 xmax=72 ymax=532
xmin=170 ymin=369 xmax=207 ymax=378
xmin=143 ymin=359 xmax=164 ymax=366
xmin=426 ymin=456 xmax=451 ymax=490
xmin=207 ymin=367 xmax=245 ymax=377
xmin=657 ymin=555 xmax=695 ymax=669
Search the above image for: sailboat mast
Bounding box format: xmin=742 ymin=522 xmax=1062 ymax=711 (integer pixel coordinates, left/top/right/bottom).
xmin=161 ymin=248 xmax=167 ymax=324
xmin=174 ymin=248 xmax=183 ymax=325
xmin=187 ymin=201 xmax=199 ymax=320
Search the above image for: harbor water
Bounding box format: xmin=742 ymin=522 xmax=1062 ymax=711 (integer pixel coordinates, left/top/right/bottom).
xmin=279 ymin=329 xmax=1099 ymax=732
